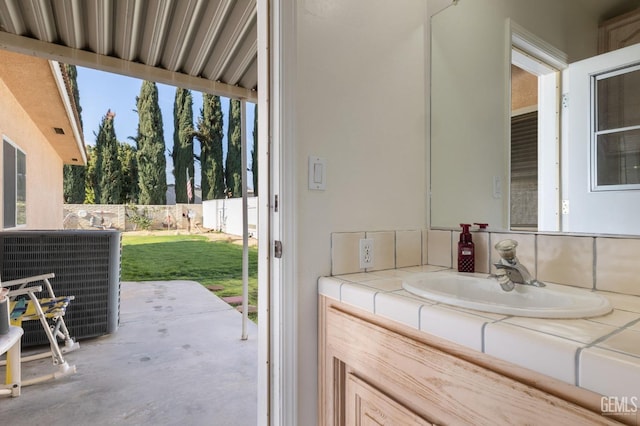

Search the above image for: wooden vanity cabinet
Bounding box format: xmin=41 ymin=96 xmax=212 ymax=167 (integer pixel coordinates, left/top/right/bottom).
xmin=319 ymin=296 xmax=624 ymax=425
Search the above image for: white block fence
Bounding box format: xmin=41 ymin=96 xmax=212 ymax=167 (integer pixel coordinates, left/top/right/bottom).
xmin=202 ymin=197 xmax=258 ymax=237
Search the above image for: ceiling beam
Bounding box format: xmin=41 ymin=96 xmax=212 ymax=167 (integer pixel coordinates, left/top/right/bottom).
xmin=0 ymin=31 xmax=257 ymax=102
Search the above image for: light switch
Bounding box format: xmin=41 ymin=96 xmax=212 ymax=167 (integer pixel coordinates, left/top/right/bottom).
xmin=492 ymin=175 xmax=502 ymax=199
xmin=309 ymin=156 xmax=326 ymax=190
xmin=314 ymin=163 xmax=323 ymax=183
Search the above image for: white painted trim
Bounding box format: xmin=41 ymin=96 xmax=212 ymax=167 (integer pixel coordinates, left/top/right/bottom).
xmin=49 ymin=61 xmax=87 ymax=165
xmin=426 ymin=0 xmax=433 ymax=230
xmin=241 ymin=100 xmax=249 ymax=340
xmin=2 ymin=135 xmax=27 ymax=230
xmin=537 ymin=72 xmax=561 ymax=231
xmin=512 ymin=48 xmax=557 ymax=75
xmin=510 ymin=20 xmax=568 ymax=72
xmin=509 ymin=20 xmax=566 ymax=232
xmin=276 ymin=0 xmax=298 ymax=422
xmin=256 ymin=1 xmax=270 ymax=424
xmin=268 ymin=0 xmax=298 ymax=424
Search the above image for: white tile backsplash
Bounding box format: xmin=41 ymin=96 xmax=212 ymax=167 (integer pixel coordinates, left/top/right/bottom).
xmin=333 ymin=228 xmax=640 ymax=296
xmin=596 ymin=237 xmax=640 ymax=296
xmin=427 ymin=230 xmax=452 ymax=268
xmin=422 ymin=229 xmax=429 ymax=265
xmin=366 ymin=231 xmax=396 ymax=271
xmin=331 ymin=232 xmax=365 ymax=275
xmin=396 ymin=230 xmax=422 ymax=268
xmin=537 ymin=235 xmax=594 ymax=289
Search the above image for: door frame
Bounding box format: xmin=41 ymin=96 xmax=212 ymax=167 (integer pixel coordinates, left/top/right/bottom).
xmin=509 ymin=20 xmax=567 ymax=232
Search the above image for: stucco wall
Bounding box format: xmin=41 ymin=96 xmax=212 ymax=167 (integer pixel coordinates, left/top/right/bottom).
xmin=0 ymin=78 xmax=64 ymax=230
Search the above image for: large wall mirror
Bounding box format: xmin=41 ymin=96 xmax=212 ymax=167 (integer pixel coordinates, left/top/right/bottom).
xmin=430 ymin=0 xmax=640 ymax=235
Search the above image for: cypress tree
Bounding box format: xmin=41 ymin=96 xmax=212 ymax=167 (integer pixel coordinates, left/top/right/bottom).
xmin=225 ymin=99 xmax=242 ymax=198
xmin=135 ymin=81 xmax=167 ymax=205
xmin=62 ymin=63 xmax=86 ymax=203
xmin=93 ymin=116 xmax=105 ymax=202
xmin=119 ymin=143 xmax=138 ymax=203
xmin=196 ymin=94 xmax=225 ymax=200
xmin=251 ymin=103 xmax=258 ymax=196
xmin=172 ymin=88 xmax=194 ymax=203
xmin=84 ymin=145 xmax=97 ymax=204
xmin=63 ymin=64 xmax=83 ymax=128
xmin=96 ymin=110 xmax=122 ymax=204
xmin=63 ymin=165 xmax=86 ymax=203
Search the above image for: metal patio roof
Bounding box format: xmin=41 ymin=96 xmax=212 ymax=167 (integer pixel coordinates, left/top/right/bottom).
xmin=0 ymin=0 xmax=257 ymax=102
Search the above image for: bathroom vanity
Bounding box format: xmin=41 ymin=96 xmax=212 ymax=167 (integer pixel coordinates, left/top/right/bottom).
xmin=318 ymin=269 xmax=640 ymax=425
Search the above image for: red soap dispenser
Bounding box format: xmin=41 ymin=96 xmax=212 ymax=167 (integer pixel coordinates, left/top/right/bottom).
xmin=458 ymin=223 xmax=475 ymax=272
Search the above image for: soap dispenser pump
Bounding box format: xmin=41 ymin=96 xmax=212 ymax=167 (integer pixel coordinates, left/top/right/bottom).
xmin=458 ymin=223 xmax=475 ymax=272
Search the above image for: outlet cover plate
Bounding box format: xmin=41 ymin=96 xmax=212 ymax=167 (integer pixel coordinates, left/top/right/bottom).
xmin=359 ymin=238 xmax=374 ymax=269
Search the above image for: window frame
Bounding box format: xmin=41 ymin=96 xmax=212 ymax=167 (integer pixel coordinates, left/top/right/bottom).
xmin=3 ymin=136 xmax=27 ymax=229
xmin=591 ymin=63 xmax=640 ymax=192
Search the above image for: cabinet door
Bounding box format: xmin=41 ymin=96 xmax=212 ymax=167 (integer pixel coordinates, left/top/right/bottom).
xmin=345 ymin=373 xmax=433 ymax=426
xmin=599 ymin=9 xmax=640 ymax=53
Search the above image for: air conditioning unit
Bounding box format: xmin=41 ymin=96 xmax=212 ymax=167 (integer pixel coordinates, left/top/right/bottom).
xmin=0 ymin=230 xmax=121 ymax=347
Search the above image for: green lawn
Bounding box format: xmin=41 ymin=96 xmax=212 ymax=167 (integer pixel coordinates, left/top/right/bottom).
xmin=121 ymin=234 xmax=258 ymax=309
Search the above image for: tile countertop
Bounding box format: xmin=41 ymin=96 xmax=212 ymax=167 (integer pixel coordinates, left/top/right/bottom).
xmin=318 ymin=265 xmax=640 ymax=401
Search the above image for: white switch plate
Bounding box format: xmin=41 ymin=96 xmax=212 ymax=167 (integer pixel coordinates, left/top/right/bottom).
xmin=308 ymin=156 xmax=326 ymax=190
xmin=492 ymin=175 xmax=502 ymax=199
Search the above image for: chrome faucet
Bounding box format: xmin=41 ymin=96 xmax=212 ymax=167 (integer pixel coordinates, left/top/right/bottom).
xmin=491 ymin=239 xmax=545 ymax=292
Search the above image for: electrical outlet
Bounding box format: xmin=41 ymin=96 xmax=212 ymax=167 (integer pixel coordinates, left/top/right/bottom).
xmin=359 ymin=238 xmax=374 ymax=269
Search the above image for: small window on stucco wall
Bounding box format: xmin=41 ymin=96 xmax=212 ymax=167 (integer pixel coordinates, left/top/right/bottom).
xmin=3 ymin=138 xmax=26 ymax=228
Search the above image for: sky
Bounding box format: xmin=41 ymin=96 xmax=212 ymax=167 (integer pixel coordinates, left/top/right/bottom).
xmin=75 ymin=67 xmax=256 ymax=188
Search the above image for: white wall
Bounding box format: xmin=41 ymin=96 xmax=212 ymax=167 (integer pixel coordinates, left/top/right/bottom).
xmin=290 ymin=0 xmax=428 ymax=423
xmin=202 ymin=197 xmax=258 ymax=237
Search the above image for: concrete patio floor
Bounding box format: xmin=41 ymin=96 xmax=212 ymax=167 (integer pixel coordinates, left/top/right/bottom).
xmin=0 ymin=280 xmax=258 ymax=425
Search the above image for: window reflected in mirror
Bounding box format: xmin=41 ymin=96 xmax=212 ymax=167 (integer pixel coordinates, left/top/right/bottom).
xmin=595 ymin=65 xmax=640 ymax=189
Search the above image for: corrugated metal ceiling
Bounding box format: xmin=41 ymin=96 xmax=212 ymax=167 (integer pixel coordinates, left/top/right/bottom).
xmin=0 ymin=0 xmax=257 ymax=100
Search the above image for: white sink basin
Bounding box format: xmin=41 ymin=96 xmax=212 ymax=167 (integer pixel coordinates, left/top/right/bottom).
xmin=402 ymin=271 xmax=612 ymax=318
